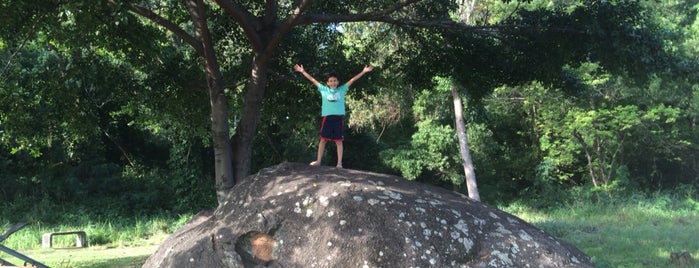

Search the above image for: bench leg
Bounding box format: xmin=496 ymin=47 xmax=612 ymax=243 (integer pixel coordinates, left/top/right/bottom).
xmin=41 ymin=233 xmax=52 ymax=248
xmin=76 ymin=233 xmax=86 ymax=247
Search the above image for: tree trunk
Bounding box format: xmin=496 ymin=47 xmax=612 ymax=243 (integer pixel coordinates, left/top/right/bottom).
xmin=210 ymin=79 xmax=235 ymax=199
xmin=452 ymin=84 xmax=481 ymax=201
xmin=573 ymin=131 xmax=599 ymax=187
xmin=185 ymin=0 xmax=234 ymax=203
xmin=457 ymin=0 xmax=477 ymax=23
xmin=232 ymin=56 xmax=269 ymax=181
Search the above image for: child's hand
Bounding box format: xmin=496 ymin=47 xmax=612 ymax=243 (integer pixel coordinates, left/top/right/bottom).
xmin=294 ymin=64 xmax=305 ymax=73
xmin=363 ymin=65 xmax=373 ymax=73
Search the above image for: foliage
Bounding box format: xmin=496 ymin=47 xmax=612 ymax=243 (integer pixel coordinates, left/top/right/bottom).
xmin=0 ymin=0 xmax=217 ymax=217
xmin=381 ymin=78 xmax=462 ymax=185
xmin=481 ymin=60 xmax=696 ymax=203
xmin=0 ymin=0 xmax=698 ymax=219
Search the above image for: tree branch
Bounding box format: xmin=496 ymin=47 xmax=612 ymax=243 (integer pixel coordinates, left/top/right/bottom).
xmin=108 ymin=0 xmax=203 ymax=55
xmin=254 ymin=0 xmax=313 ymax=66
xmin=292 ymin=0 xmax=424 ymax=25
xmin=212 ymin=0 xmax=264 ymax=52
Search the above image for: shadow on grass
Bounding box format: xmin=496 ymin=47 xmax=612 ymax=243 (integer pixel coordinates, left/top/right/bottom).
xmin=61 ymin=254 xmax=150 ymax=268
xmin=4 ymin=246 xmax=158 ymax=268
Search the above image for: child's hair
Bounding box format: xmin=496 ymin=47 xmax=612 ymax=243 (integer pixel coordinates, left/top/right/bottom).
xmin=326 ymin=73 xmax=338 ymax=79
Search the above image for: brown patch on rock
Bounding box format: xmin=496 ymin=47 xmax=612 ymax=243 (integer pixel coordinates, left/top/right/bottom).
xmin=235 ymin=231 xmax=278 ymax=264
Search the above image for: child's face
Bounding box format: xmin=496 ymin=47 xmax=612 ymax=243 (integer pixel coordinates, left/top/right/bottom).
xmin=326 ymin=76 xmax=339 ymax=89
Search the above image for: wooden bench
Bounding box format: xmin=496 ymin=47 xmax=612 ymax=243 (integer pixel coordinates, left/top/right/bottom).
xmin=41 ymin=231 xmax=87 ymax=248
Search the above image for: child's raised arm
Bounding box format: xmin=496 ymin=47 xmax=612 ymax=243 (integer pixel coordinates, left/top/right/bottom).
xmin=346 ymin=65 xmax=373 ymax=87
xmin=294 ymin=64 xmax=319 ymax=87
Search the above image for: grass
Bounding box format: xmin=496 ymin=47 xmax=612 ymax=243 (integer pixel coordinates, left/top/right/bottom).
xmin=1 ymin=245 xmax=161 ymax=268
xmin=2 ymin=193 xmax=698 ymax=267
xmin=501 ymin=193 xmax=699 ymax=268
xmin=0 ymin=215 xmax=187 ymax=268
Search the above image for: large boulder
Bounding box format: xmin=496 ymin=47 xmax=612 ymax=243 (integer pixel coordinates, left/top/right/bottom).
xmin=143 ymin=162 xmax=593 ymax=267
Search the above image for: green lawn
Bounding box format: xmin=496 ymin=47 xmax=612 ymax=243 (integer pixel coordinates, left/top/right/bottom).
xmin=1 ymin=245 xmax=158 ymax=268
xmin=502 ymin=197 xmax=699 ymax=268
xmin=1 ymin=218 xmax=175 ymax=268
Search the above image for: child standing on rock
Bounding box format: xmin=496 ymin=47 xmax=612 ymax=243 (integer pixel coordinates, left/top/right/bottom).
xmin=294 ymin=64 xmax=373 ymax=168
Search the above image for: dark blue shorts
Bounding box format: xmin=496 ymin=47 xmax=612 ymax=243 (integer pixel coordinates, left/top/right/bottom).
xmin=319 ymin=115 xmax=344 ymax=141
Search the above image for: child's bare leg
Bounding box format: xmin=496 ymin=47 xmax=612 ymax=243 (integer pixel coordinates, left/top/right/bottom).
xmin=310 ymin=139 xmax=327 ymax=166
xmin=335 ymin=141 xmax=343 ymax=168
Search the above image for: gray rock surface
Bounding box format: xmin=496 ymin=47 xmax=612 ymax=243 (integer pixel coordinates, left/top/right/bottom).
xmin=143 ymin=162 xmax=593 ymax=267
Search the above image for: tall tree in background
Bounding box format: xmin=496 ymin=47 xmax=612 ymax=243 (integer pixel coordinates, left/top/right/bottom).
xmin=452 ymin=0 xmax=480 ymax=201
